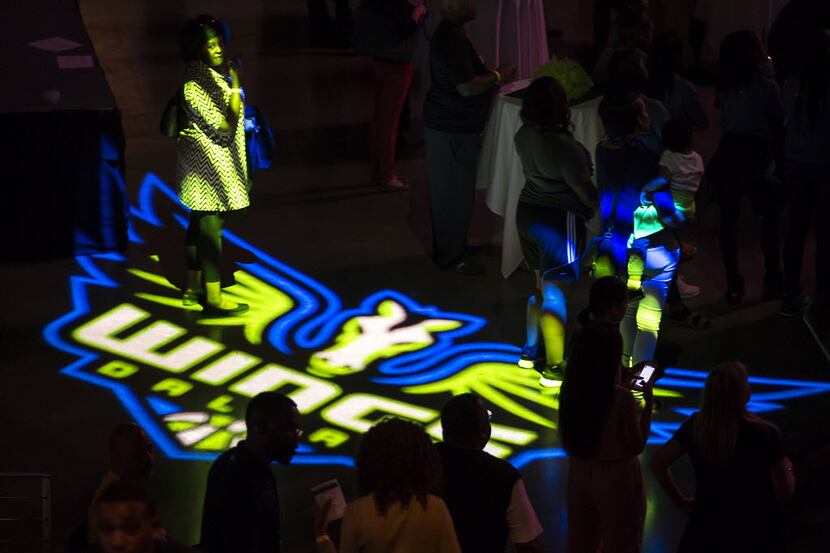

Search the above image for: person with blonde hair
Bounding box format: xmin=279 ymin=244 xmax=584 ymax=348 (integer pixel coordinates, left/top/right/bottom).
xmin=650 ymin=362 xmax=795 ymax=553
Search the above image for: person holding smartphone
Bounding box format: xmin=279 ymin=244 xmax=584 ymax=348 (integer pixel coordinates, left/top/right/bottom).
xmin=558 ymin=324 xmax=654 ymax=553
xmin=650 ymin=362 xmax=795 ymax=553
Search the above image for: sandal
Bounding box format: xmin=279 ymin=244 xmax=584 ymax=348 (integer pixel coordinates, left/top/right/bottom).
xmin=378 ymin=176 xmax=410 ymax=192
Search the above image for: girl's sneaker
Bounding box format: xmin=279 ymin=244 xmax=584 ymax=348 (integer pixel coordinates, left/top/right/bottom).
xmin=539 ymin=361 xmax=566 ymax=388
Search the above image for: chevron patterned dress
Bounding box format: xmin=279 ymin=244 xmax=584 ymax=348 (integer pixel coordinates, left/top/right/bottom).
xmin=176 ymin=61 xmax=249 ymax=212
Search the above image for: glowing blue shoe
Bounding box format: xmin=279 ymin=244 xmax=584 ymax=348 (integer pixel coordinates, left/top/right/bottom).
xmin=539 ymin=362 xmax=565 ymax=388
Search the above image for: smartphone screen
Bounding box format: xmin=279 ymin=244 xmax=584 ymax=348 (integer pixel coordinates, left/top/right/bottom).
xmin=633 ymin=364 xmax=655 ymax=390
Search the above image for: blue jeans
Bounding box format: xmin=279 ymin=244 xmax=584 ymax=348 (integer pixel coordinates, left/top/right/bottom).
xmin=621 ymin=245 xmax=679 ymax=364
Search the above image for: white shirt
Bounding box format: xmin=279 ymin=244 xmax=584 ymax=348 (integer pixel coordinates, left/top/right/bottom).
xmin=506 ymin=479 xmax=544 ymax=544
xmin=660 ymin=150 xmax=704 ymax=194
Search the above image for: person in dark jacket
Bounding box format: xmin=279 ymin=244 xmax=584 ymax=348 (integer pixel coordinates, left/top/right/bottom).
xmin=437 ymin=394 xmax=544 ymax=553
xmin=779 ymin=24 xmax=830 ymax=346
xmin=200 ymin=393 xmax=301 ymax=553
xmin=707 ymin=31 xmax=785 ymax=306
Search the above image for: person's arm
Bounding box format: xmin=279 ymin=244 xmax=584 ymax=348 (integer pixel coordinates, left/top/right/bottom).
xmin=377 ymin=0 xmax=424 ymax=36
xmin=313 ymin=498 xmax=340 ymax=553
xmin=410 ymin=2 xmax=427 ymax=23
xmin=651 ymin=188 xmax=685 ymax=228
xmin=650 ymin=438 xmax=695 ymax=511
xmin=505 ymin=479 xmax=544 ymax=553
xmin=616 ymin=381 xmax=654 ymax=455
xmin=181 ymin=79 xmax=239 ymax=146
xmin=767 ymin=81 xmax=787 ymax=171
xmin=225 ymin=63 xmax=243 ymax=132
xmin=764 ymin=423 xmax=795 ymax=502
xmin=556 ymin=142 xmax=599 ymax=212
xmin=638 ymin=383 xmax=654 ymax=448
xmin=682 ymin=80 xmax=709 ymax=130
xmin=770 ymin=457 xmax=795 ymax=502
xmin=456 ymin=64 xmax=516 ymax=97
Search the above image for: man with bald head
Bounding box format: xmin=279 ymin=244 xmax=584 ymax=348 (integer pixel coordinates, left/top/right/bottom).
xmin=437 ymin=394 xmax=545 ymax=553
xmin=87 ymin=424 xmax=156 ymax=543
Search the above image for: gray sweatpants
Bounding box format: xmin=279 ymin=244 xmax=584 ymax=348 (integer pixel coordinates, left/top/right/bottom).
xmin=424 ymin=128 xmax=481 ymax=267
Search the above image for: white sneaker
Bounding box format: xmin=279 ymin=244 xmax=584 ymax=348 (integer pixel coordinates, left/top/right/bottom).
xmin=677 ymin=275 xmax=700 ymax=299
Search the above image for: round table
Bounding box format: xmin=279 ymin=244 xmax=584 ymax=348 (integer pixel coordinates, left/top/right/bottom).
xmin=477 ymin=80 xmax=605 ymax=278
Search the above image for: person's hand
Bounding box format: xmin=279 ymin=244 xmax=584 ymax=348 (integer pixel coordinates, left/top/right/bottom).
xmin=313 ymin=497 xmax=333 ymax=539
xmin=152 ymin=527 xmax=169 ymax=542
xmin=411 ymin=4 xmax=428 ymax=22
xmin=496 ymin=64 xmax=517 ymax=84
xmin=641 ymin=378 xmax=654 ymax=405
xmin=642 ymin=176 xmax=668 ymax=193
xmin=228 ymin=60 xmax=241 ymax=86
xmin=639 ymin=191 xmax=653 ymax=207
xmin=630 ymin=360 xmax=657 ymax=398
xmin=674 ymin=495 xmax=694 ymax=513
xmin=630 ymin=360 xmax=656 ymax=377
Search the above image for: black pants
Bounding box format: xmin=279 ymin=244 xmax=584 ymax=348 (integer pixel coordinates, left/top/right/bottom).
xmin=186 ymin=211 xmax=227 ymax=283
xmin=718 ymin=188 xmax=781 ymax=287
xmin=783 ymin=161 xmax=830 ymax=310
xmin=709 ymin=133 xmax=781 ymax=288
xmin=424 ymin=128 xmax=480 ymax=267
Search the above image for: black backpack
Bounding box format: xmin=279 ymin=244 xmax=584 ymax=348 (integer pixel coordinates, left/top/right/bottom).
xmin=159 ymin=89 xmax=187 ymax=138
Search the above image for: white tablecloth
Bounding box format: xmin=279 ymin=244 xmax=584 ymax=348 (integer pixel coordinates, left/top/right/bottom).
xmin=478 ymin=80 xmax=605 ymax=278
xmin=694 ymin=0 xmax=787 ymax=62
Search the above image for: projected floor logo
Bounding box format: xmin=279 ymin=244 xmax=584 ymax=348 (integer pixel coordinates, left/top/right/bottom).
xmin=44 ymin=174 xmax=830 ymax=467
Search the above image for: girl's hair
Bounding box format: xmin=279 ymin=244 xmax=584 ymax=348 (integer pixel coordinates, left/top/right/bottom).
xmin=662 ymin=119 xmax=693 ymax=153
xmin=646 ymin=31 xmax=685 ymax=102
xmin=717 ymin=30 xmax=765 ymax=93
xmin=356 ymin=418 xmax=442 ymax=515
xmin=177 ymin=15 xmax=230 ymax=62
xmin=692 ymin=361 xmax=751 ymax=465
xmin=792 ymin=25 xmax=830 ymax=128
xmin=520 ymin=77 xmax=572 ymax=132
xmin=599 ymin=92 xmax=644 ymax=137
xmin=558 ymin=325 xmax=624 ymax=458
